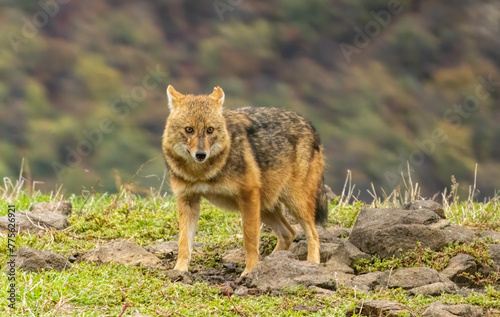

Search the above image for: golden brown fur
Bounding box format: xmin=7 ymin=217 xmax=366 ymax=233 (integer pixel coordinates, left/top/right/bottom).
xmin=162 ymin=85 xmax=327 ymax=276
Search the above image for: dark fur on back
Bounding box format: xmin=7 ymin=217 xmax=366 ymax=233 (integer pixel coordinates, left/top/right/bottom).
xmin=225 ymin=107 xmax=320 ymax=171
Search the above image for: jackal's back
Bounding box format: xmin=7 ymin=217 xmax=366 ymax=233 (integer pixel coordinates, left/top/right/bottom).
xmin=224 ymin=107 xmax=321 ymax=171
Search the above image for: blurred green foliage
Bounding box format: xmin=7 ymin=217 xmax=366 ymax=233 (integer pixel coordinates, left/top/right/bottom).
xmin=0 ymin=0 xmax=499 ymax=198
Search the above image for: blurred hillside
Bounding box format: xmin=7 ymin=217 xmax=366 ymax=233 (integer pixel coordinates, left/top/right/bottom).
xmin=0 ymin=0 xmax=499 ymax=199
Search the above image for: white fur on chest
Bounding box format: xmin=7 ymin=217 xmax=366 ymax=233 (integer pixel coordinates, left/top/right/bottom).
xmin=174 ymin=182 xmax=240 ymax=212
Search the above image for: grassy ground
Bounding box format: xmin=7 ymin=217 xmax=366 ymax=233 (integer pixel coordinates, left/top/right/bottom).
xmin=1 ymin=179 xmax=500 ymax=316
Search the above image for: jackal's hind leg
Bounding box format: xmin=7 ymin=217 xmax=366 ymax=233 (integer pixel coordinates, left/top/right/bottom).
xmin=261 ymin=205 xmax=295 ymax=252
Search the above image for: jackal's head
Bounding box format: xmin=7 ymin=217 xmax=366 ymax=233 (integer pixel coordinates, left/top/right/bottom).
xmin=163 ymin=85 xmax=229 ymax=164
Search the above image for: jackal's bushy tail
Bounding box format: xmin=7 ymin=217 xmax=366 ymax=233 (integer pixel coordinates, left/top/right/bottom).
xmin=315 ymin=177 xmax=328 ymax=225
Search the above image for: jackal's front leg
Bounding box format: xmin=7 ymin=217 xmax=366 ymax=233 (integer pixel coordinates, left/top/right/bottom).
xmin=174 ymin=196 xmax=200 ymax=272
xmin=240 ymin=188 xmax=261 ymax=277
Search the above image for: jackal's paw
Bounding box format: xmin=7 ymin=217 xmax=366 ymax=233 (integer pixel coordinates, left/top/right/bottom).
xmin=241 ymin=264 xmax=257 ymax=277
xmin=173 ymin=262 xmax=189 ymax=272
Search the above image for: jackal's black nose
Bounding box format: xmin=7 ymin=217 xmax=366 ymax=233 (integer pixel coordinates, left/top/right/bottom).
xmin=195 ymin=152 xmax=207 ymax=161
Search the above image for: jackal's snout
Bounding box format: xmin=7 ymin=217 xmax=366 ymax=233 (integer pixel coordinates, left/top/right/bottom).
xmin=195 ymin=151 xmax=207 ymax=162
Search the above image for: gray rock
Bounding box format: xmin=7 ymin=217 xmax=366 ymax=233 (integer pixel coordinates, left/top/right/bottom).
xmin=442 ymin=226 xmax=475 ymax=244
xmin=324 ymin=259 xmax=354 ymax=274
xmin=145 ymin=240 xmax=204 ymax=256
xmin=352 ymin=271 xmax=389 ymax=291
xmin=488 ymin=244 xmax=500 ymax=269
xmin=246 ymin=251 xmax=337 ymax=292
xmin=386 ymin=267 xmax=445 ymax=290
xmin=295 ymin=227 xmax=350 ymax=242
xmin=441 ymin=254 xmax=477 ymax=283
xmin=422 ymin=301 xmax=483 ymax=317
xmin=289 ymin=241 xmax=340 ymax=262
xmin=233 ymin=286 xmax=249 ymax=297
xmin=221 ymin=248 xmax=246 ymax=265
xmin=349 ymin=208 xmax=467 ymax=258
xmin=318 ymin=243 xmax=341 ymax=263
xmin=346 ymin=300 xmax=414 ymax=317
xmin=294 ymin=273 xmax=337 ymax=290
xmin=353 ymin=267 xmax=452 ymax=293
xmin=309 ymin=286 xmax=336 ymax=297
xmin=165 ymin=269 xmax=192 ymax=283
xmin=82 ymin=239 xmax=164 ymax=268
xmin=409 ymin=281 xmax=458 ymax=296
xmin=352 ymin=267 xmax=450 ymax=293
xmin=283 ymin=209 xmax=298 ymax=225
xmin=328 ymin=240 xmax=370 ymax=267
xmin=405 ymin=200 xmax=445 ymax=219
xmin=480 ymin=230 xmax=500 ymax=243
xmin=14 ymin=247 xmax=71 ymax=272
xmin=0 ymin=211 xmax=69 ymax=233
xmin=31 ymin=201 xmax=72 ymax=216
xmin=289 ymin=241 xmax=308 ymax=260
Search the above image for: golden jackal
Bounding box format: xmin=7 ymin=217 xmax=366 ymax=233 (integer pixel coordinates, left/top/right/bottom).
xmin=162 ymin=85 xmax=328 ymax=276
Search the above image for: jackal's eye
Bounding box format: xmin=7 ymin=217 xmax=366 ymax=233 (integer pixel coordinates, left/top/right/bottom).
xmin=185 ymin=127 xmax=194 ymax=134
xmin=207 ymin=127 xmax=214 ymax=134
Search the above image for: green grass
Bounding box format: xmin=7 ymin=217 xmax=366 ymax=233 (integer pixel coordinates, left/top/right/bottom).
xmin=1 ymin=184 xmax=500 ymax=316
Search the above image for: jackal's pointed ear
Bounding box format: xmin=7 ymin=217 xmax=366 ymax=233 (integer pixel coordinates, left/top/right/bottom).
xmin=166 ymin=85 xmax=184 ymax=111
xmin=209 ymin=86 xmax=225 ymax=107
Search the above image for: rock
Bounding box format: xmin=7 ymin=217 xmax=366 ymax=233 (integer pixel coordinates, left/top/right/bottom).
xmin=246 ymin=251 xmax=337 ymax=292
xmin=442 ymin=226 xmax=475 ymax=244
xmin=386 ymin=267 xmax=445 ymax=290
xmin=441 ymin=254 xmax=477 ymax=284
xmin=324 ymin=184 xmax=336 ymax=201
xmin=309 ymin=286 xmax=336 ymax=297
xmin=289 ymin=241 xmax=308 ymax=260
xmin=289 ymin=241 xmax=340 ymax=262
xmin=31 ymin=201 xmax=72 ymax=216
xmin=352 ymin=267 xmax=447 ymax=292
xmin=14 ymin=247 xmax=71 ymax=272
xmin=283 ymin=208 xmax=299 ymax=225
xmin=131 ymin=314 xmax=154 ymax=317
xmin=233 ymin=286 xmax=249 ymax=297
xmin=0 ymin=211 xmax=69 ymax=233
xmin=324 ymin=259 xmax=354 ymax=274
xmin=329 ymin=240 xmax=370 ymax=267
xmin=405 ymin=200 xmax=445 ymax=219
xmin=293 ymin=273 xmax=337 ymax=290
xmin=295 ymin=227 xmax=350 ymax=242
xmin=222 ymin=248 xmax=246 ymax=265
xmin=352 ymin=272 xmax=389 ymax=291
xmin=319 ymin=243 xmax=341 ymax=263
xmin=422 ymin=301 xmax=483 ymax=317
xmin=346 ymin=300 xmax=414 ymax=317
xmin=352 ymin=267 xmax=451 ymax=294
xmin=349 ymin=208 xmax=462 ymax=258
xmin=145 ymin=240 xmax=203 ymax=256
xmin=488 ymin=244 xmax=500 ymax=269
xmin=480 ymin=230 xmax=500 ymax=243
xmin=409 ymin=281 xmax=457 ymax=296
xmin=165 ymin=269 xmax=192 ymax=283
xmin=144 ymin=241 xmax=179 ymax=254
xmin=82 ymin=239 xmax=164 ymax=268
